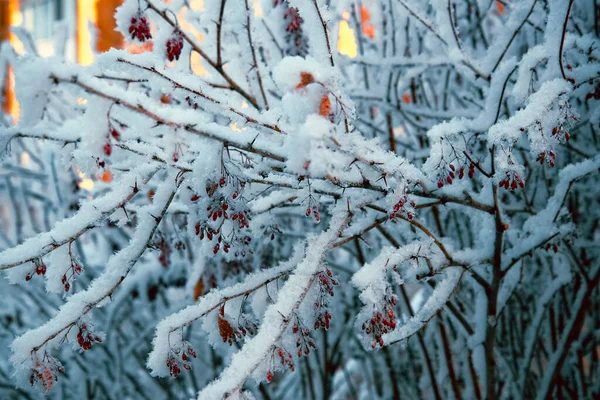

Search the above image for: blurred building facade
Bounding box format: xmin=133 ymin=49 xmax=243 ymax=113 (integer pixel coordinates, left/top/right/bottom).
xmin=1 ymin=0 xmax=125 ymax=119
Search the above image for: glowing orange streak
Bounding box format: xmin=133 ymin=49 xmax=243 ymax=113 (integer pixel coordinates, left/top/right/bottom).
xmin=77 ymin=0 xmax=98 ymax=65
xmin=4 ymin=0 xmax=21 ymax=122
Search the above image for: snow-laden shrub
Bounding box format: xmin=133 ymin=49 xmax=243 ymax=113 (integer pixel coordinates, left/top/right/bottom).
xmin=1 ymin=0 xmax=599 ymax=399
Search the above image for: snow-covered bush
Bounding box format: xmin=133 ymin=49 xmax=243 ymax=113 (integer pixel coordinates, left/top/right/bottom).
xmin=1 ymin=0 xmax=599 ymax=399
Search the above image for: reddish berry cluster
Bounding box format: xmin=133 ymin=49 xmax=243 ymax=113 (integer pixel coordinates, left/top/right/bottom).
xmin=498 ymin=171 xmax=525 ymax=190
xmin=76 ymin=323 xmax=102 ymax=351
xmin=166 ymin=343 xmax=196 ymax=376
xmin=185 ymin=95 xmax=199 ymax=110
xmin=61 ymin=259 xmax=82 ymax=292
xmin=436 ymin=162 xmax=474 ymax=188
xmin=265 ymin=346 xmax=294 ymax=382
xmin=284 ymin=8 xmax=302 ymax=32
xmin=26 ymin=259 xmax=46 ymax=281
xmin=585 ymin=82 xmax=600 ymax=101
xmin=361 ymin=295 xmax=397 ymax=348
xmin=273 ymin=0 xmax=308 ymax=56
xmin=262 ymin=223 xmax=280 ymax=241
xmin=157 ymin=237 xmax=172 ymax=268
xmin=389 ymin=193 xmax=416 ymax=220
xmin=128 ymin=11 xmax=152 ymax=42
xmin=305 ymin=204 xmax=320 ymax=222
xmin=551 ymin=125 xmax=570 ymax=142
xmin=313 ymin=269 xmax=338 ymax=330
xmin=292 ymin=319 xmax=316 ymax=357
xmin=166 ymin=30 xmax=184 ymax=61
xmin=194 ymin=177 xmax=252 ymax=256
xmin=104 ymin=125 xmax=121 ymax=157
xmin=536 ymin=150 xmax=556 ymax=167
xmin=545 ymin=242 xmax=560 ymax=253
xmin=29 ymin=356 xmax=64 ymax=393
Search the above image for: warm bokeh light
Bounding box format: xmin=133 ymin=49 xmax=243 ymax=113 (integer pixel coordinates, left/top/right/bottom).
xmin=20 ymin=151 xmax=30 ymax=166
xmin=230 ymin=123 xmax=244 ymax=132
xmin=8 ymin=0 xmax=24 ymax=55
xmin=338 ymin=19 xmax=357 ymax=58
xmin=4 ymin=0 xmax=22 ymax=122
xmin=252 ymin=0 xmax=263 ymax=17
xmin=360 ymin=6 xmax=375 ymax=39
xmin=77 ymin=0 xmax=99 ymax=66
xmin=100 ymin=170 xmax=113 ymax=183
xmin=78 ymin=172 xmax=95 ymax=191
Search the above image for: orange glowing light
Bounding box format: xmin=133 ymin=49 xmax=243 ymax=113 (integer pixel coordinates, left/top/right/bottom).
xmin=4 ymin=0 xmax=22 ymax=122
xmin=338 ymin=18 xmax=357 ymax=58
xmin=77 ymin=0 xmax=99 ymax=66
xmin=360 ymin=6 xmax=375 ymax=39
xmin=100 ymin=170 xmax=113 ymax=183
xmin=8 ymin=0 xmax=24 ymax=55
xmin=496 ymin=1 xmax=505 ymax=16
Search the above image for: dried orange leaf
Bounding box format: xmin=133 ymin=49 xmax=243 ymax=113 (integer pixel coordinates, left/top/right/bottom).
xmin=296 ymin=72 xmax=315 ymax=89
xmin=100 ymin=170 xmax=113 ymax=183
xmin=496 ymin=1 xmax=505 ymax=16
xmin=193 ymin=278 xmax=204 ymax=301
xmin=319 ymin=95 xmax=331 ymax=117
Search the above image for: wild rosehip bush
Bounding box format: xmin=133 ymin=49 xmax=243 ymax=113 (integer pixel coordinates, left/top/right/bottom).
xmin=1 ymin=0 xmax=599 ymax=399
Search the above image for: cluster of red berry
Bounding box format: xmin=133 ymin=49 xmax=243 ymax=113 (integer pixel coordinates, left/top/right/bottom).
xmin=361 ymin=295 xmax=397 ymax=348
xmin=389 ymin=193 xmax=416 ymax=221
xmin=305 ymin=204 xmax=320 ymax=222
xmin=185 ymin=95 xmax=199 ymax=110
xmin=551 ymin=125 xmax=571 ymax=142
xmin=292 ymin=319 xmax=316 ymax=357
xmin=585 ymin=81 xmax=600 ymax=101
xmin=273 ymin=0 xmax=308 ymax=56
xmin=157 ymin=237 xmax=172 ymax=268
xmin=545 ymin=242 xmax=560 ymax=253
xmin=498 ymin=170 xmax=525 ymax=190
xmin=193 ymin=178 xmax=253 ymax=256
xmin=25 ymin=259 xmax=46 ymax=281
xmin=437 ymin=162 xmax=475 ymax=188
xmin=60 ymin=260 xmax=82 ymax=292
xmin=166 ymin=343 xmax=197 ymax=376
xmin=128 ymin=11 xmax=152 ymax=42
xmin=166 ymin=30 xmax=184 ymax=61
xmin=76 ymin=323 xmax=102 ymax=351
xmin=313 ymin=269 xmax=338 ymax=330
xmin=103 ymin=126 xmax=120 ymax=157
xmin=266 ymin=347 xmax=295 ymax=382
xmin=536 ymin=150 xmax=556 ymax=167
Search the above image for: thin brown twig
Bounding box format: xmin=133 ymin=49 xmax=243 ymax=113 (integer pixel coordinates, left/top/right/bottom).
xmin=144 ymin=0 xmax=258 ymax=108
xmin=52 ymin=74 xmax=285 ymax=162
xmin=559 ymin=0 xmax=575 ymax=81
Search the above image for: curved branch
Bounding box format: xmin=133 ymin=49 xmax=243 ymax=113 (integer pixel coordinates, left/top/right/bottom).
xmin=11 ymin=173 xmax=179 ymax=370
xmin=0 ymin=166 xmax=156 ymax=271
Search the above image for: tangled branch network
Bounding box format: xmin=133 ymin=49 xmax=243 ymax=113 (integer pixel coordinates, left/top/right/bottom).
xmin=0 ymin=0 xmax=599 ymax=399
